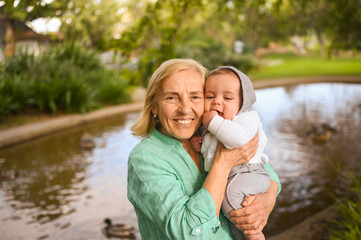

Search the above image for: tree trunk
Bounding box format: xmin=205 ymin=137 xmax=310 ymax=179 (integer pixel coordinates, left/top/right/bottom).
xmin=315 ymin=29 xmax=324 ymax=56
xmin=4 ymin=15 xmax=16 ymax=57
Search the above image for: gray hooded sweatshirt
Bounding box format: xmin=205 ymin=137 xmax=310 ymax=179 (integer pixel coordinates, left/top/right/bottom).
xmin=201 ymin=66 xmax=268 ymax=172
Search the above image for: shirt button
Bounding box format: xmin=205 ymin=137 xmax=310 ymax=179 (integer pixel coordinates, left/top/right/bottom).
xmin=195 ymin=228 xmax=201 ymax=234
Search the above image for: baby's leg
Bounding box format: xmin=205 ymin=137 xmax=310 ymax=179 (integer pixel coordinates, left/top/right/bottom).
xmin=222 ymin=164 xmax=270 ymax=240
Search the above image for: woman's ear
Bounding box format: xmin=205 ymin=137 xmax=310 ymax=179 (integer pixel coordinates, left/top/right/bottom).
xmin=151 ymin=107 xmax=158 ymax=116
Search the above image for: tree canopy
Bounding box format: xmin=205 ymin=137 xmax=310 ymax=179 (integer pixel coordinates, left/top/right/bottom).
xmin=59 ymin=0 xmax=123 ymax=50
xmin=1 ymin=0 xmax=360 ymax=78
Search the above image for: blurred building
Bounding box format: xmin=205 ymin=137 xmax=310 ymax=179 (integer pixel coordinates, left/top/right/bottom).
xmin=0 ymin=17 xmax=50 ymax=59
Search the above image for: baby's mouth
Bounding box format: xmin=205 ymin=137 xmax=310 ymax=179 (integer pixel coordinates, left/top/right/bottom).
xmin=213 ymin=110 xmax=223 ymax=117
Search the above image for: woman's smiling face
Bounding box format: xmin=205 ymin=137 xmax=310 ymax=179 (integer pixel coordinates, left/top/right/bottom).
xmin=152 ymin=69 xmax=204 ymax=141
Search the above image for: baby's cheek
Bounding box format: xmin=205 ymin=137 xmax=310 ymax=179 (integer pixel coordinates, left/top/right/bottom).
xmin=203 ymin=100 xmax=210 ymax=112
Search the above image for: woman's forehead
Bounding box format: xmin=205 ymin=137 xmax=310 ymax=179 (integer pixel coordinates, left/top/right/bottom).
xmin=162 ymin=70 xmax=204 ymax=90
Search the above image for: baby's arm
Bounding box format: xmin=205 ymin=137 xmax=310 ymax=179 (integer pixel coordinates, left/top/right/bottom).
xmin=207 ymin=111 xmax=262 ymax=149
xmin=203 ymin=110 xmax=218 ymax=129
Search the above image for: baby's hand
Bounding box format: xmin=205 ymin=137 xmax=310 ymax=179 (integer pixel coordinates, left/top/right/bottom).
xmin=190 ymin=132 xmax=202 ymax=152
xmin=203 ymin=110 xmax=217 ymax=129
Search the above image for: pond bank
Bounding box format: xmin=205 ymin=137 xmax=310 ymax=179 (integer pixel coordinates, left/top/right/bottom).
xmin=268 ymin=204 xmax=338 ymax=240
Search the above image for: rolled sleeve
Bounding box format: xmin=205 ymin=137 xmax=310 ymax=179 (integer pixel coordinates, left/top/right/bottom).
xmin=188 ymin=187 xmax=220 ymax=236
xmin=264 ymin=163 xmax=282 ymax=195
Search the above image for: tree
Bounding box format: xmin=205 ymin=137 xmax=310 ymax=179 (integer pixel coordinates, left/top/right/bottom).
xmin=325 ymin=0 xmax=361 ymax=54
xmin=275 ymin=0 xmax=361 ymax=55
xmin=114 ymin=0 xmax=205 ymax=86
xmin=59 ymin=0 xmax=123 ymax=50
xmin=0 ymin=0 xmax=67 ymax=56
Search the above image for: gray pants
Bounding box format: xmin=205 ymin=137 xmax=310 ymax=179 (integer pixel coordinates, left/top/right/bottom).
xmin=222 ymin=163 xmax=270 ymax=240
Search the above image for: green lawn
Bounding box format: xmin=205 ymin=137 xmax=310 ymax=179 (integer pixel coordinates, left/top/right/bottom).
xmin=249 ymin=55 xmax=361 ymax=80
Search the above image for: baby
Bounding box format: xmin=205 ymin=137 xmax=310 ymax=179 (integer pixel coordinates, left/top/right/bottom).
xmin=192 ymin=66 xmax=270 ymax=240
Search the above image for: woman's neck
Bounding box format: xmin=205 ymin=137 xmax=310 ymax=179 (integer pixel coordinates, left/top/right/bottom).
xmin=181 ymin=140 xmax=203 ymax=175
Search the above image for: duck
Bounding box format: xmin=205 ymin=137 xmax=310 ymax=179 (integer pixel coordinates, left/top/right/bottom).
xmin=0 ymin=170 xmax=19 ymax=181
xmin=102 ymin=218 xmax=136 ymax=239
xmin=306 ymin=123 xmax=337 ymax=144
xmin=80 ymin=132 xmax=95 ymax=149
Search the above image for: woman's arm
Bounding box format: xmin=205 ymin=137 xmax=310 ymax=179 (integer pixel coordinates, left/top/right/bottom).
xmin=203 ymin=135 xmax=259 ymax=216
xmin=128 ymin=145 xmax=224 ymax=239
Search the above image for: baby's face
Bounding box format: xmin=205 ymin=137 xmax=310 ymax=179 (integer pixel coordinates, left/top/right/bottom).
xmin=204 ymin=73 xmax=242 ymax=120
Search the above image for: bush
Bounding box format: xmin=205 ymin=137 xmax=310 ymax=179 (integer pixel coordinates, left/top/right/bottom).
xmin=30 ymin=60 xmax=97 ymax=113
xmin=46 ymin=42 xmax=103 ymax=71
xmin=0 ymin=43 xmax=132 ymax=116
xmin=0 ymin=74 xmax=28 ymax=114
xmin=2 ymin=51 xmax=37 ymax=76
xmin=97 ymin=70 xmax=131 ymax=105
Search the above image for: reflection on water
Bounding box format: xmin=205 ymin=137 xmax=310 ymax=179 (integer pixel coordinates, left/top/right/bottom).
xmin=0 ymin=83 xmax=360 ymax=239
xmin=0 ymin=114 xmax=141 ymax=239
xmin=255 ymin=83 xmax=361 ymax=235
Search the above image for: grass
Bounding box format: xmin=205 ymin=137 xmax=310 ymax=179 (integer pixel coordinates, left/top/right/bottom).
xmin=327 ymin=169 xmax=361 ymax=240
xmin=249 ymin=54 xmax=361 ymax=80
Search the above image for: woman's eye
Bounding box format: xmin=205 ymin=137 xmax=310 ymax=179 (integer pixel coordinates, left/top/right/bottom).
xmin=164 ymin=96 xmax=179 ymax=103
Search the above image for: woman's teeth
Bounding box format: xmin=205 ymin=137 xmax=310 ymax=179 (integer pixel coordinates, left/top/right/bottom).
xmin=177 ymin=119 xmax=192 ymax=124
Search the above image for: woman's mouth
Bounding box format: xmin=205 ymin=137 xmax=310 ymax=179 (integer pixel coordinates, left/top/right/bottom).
xmin=175 ymin=119 xmax=192 ymax=125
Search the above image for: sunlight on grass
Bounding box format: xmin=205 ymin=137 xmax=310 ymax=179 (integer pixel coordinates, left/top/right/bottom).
xmin=249 ymin=56 xmax=361 ymax=80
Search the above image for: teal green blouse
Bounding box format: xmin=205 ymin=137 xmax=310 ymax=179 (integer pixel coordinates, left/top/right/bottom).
xmin=128 ymin=129 xmax=281 ymax=240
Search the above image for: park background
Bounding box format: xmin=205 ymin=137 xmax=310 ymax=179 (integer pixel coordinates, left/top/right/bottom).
xmin=1 ymin=0 xmax=361 ymax=239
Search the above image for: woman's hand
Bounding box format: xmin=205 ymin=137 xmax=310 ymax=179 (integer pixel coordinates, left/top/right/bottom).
xmin=229 ymin=181 xmax=278 ymax=236
xmin=190 ymin=132 xmax=202 ymax=152
xmin=214 ymin=134 xmax=259 ymax=170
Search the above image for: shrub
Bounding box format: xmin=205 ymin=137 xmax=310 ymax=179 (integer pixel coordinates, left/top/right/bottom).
xmin=0 ymin=42 xmax=133 ymax=116
xmin=30 ymin=60 xmax=97 ymax=113
xmin=97 ymin=70 xmax=131 ymax=105
xmin=46 ymin=42 xmax=103 ymax=71
xmin=0 ymin=74 xmax=28 ymax=114
xmin=2 ymin=51 xmax=37 ymax=76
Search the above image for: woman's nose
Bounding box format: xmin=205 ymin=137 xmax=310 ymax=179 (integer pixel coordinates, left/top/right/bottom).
xmin=178 ymin=98 xmax=192 ymax=114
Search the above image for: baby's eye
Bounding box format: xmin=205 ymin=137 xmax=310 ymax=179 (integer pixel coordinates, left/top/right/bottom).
xmin=206 ymin=96 xmax=214 ymax=99
xmin=225 ymin=97 xmax=233 ymax=100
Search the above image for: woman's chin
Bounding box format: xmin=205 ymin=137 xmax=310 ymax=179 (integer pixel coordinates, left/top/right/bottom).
xmin=161 ymin=129 xmax=195 ymax=141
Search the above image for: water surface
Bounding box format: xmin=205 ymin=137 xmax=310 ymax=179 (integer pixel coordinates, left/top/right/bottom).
xmin=1 ymin=82 xmax=360 ymax=239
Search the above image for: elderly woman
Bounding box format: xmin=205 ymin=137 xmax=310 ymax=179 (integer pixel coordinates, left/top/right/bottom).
xmin=128 ymin=59 xmax=281 ymax=239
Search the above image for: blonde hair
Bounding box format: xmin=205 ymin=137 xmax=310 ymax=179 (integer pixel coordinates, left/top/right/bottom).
xmin=131 ymin=59 xmax=208 ymax=138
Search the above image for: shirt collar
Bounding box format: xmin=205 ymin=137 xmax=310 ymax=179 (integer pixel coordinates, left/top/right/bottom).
xmin=149 ymin=129 xmax=183 ymax=148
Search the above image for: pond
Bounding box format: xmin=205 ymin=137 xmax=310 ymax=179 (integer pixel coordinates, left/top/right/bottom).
xmin=1 ymin=82 xmax=361 ymax=239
